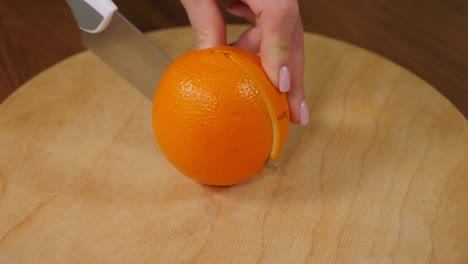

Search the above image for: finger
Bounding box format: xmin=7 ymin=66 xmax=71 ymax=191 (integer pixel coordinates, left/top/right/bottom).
xmin=226 ymin=0 xmax=256 ymax=24
xmin=286 ymin=30 xmax=307 ymax=125
xmin=231 ymin=26 xmax=261 ymax=53
xmin=256 ymin=2 xmax=298 ymax=87
xmin=180 ymin=0 xmax=226 ymax=49
xmin=244 ymin=0 xmax=308 ymax=125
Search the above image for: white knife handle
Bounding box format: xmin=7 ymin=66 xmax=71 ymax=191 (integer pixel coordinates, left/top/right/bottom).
xmin=66 ymin=0 xmax=118 ymax=33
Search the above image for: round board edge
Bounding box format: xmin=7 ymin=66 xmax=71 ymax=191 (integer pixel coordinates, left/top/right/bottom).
xmin=2 ymin=24 xmax=467 ymax=126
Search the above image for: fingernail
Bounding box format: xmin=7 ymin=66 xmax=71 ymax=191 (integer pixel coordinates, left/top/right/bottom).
xmin=278 ymin=66 xmax=290 ymax=92
xmin=300 ymin=100 xmax=309 ymax=125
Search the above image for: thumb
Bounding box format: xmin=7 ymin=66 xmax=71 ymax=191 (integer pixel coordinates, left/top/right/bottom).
xmin=180 ymin=0 xmax=226 ymax=49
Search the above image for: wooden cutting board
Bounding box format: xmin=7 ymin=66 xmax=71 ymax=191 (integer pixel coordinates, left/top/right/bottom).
xmin=0 ymin=25 xmax=467 ymax=263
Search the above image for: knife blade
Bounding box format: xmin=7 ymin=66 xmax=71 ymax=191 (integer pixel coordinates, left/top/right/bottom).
xmin=65 ymin=0 xmax=171 ymax=100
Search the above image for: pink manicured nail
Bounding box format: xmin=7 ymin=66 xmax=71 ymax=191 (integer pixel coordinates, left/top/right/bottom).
xmin=300 ymin=100 xmax=309 ymax=125
xmin=278 ymin=66 xmax=290 ymax=92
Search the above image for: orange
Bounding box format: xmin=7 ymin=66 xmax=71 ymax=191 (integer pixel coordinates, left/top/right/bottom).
xmin=152 ymin=46 xmax=289 ymax=186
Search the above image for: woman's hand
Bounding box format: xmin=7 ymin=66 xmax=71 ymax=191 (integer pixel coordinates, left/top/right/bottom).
xmin=180 ymin=0 xmax=309 ymax=125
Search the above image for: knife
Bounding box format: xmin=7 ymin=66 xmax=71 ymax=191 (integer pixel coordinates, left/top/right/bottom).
xmin=65 ymin=0 xmax=171 ymax=100
xmin=65 ymin=0 xmax=279 ymax=171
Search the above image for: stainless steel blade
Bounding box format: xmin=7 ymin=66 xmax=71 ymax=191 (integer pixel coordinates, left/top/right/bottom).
xmin=81 ymin=12 xmax=172 ymax=100
xmin=264 ymin=159 xmax=280 ymax=171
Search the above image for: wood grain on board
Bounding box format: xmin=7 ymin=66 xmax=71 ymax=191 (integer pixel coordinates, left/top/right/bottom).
xmin=0 ymin=26 xmax=467 ymax=263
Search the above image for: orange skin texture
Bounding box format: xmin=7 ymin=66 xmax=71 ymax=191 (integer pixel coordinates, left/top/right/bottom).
xmin=152 ymin=46 xmax=289 ymax=186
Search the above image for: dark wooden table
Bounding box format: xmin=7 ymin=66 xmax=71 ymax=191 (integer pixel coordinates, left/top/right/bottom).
xmin=1 ymin=0 xmax=468 ymax=118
